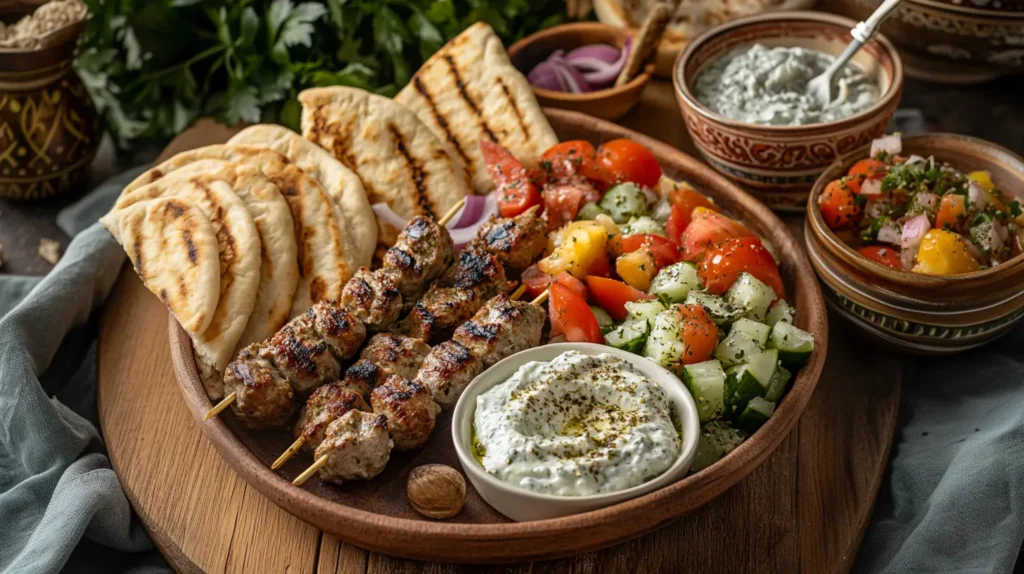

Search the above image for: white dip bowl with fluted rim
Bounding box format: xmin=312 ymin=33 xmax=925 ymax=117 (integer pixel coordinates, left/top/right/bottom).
xmin=451 ymin=342 xmax=701 ymax=522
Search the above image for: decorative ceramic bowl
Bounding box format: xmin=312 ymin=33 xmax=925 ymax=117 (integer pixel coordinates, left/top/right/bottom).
xmin=507 ymin=23 xmax=654 ymax=121
xmin=451 ymin=343 xmax=701 ymax=522
xmin=805 ymin=133 xmax=1024 ymax=354
xmin=673 ymin=11 xmax=904 ymax=212
xmin=836 ymin=0 xmax=1024 ymax=83
xmin=0 ymin=12 xmax=100 ymax=201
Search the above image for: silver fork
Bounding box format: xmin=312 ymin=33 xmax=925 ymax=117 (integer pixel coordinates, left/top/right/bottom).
xmin=806 ymin=0 xmax=904 ymax=107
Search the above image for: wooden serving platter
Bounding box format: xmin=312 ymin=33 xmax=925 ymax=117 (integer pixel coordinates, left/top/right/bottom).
xmin=162 ymin=109 xmax=826 ymax=562
xmin=97 ymin=94 xmax=901 ymax=571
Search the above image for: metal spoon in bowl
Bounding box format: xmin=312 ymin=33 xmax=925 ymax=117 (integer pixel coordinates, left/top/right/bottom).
xmin=806 ymin=0 xmax=903 ymax=107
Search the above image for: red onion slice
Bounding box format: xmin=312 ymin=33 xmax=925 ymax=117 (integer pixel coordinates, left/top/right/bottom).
xmin=372 ymin=202 xmax=408 ymax=231
xmin=901 ymin=214 xmax=930 ymax=251
xmin=373 ymin=194 xmax=499 ymax=251
xmin=565 ymin=38 xmax=632 ymax=90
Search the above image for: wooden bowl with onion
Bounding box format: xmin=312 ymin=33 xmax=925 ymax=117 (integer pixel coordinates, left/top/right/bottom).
xmin=508 ymin=22 xmax=654 ymax=121
xmin=805 ymin=133 xmax=1024 ymax=354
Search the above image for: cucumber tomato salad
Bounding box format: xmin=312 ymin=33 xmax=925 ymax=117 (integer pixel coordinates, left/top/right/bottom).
xmin=817 ymin=133 xmax=1024 ymax=275
xmin=484 ymin=138 xmax=817 ymax=473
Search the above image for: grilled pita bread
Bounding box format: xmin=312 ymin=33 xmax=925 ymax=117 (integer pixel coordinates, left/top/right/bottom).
xmin=299 ymin=86 xmax=471 ymax=222
xmin=395 ymin=22 xmax=558 ymax=194
xmin=228 ymin=124 xmax=376 ymax=268
xmin=122 ymin=146 xmax=359 ymax=328
xmin=101 ymin=172 xmax=263 ymax=398
xmin=112 ymin=197 xmax=221 ymax=336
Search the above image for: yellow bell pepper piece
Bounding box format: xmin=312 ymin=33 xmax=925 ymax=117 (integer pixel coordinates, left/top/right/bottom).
xmin=538 ymin=220 xmax=608 ymax=278
xmin=967 ymin=171 xmax=994 ymax=191
xmin=912 ymin=229 xmax=981 ymax=276
xmin=616 ymin=249 xmax=658 ymax=291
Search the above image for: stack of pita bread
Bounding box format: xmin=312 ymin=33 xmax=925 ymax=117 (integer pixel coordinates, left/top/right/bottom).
xmin=100 ymin=22 xmax=559 ymax=400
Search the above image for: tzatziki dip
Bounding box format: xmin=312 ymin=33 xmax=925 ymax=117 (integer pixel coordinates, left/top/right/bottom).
xmin=693 ymin=43 xmax=880 ymax=126
xmin=473 ymin=351 xmax=681 ymax=497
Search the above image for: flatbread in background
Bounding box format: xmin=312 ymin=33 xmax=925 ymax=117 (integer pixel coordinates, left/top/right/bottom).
xmin=299 ymin=86 xmax=471 ymax=222
xmin=395 ymin=22 xmax=558 ymax=194
xmin=229 ymin=124 xmax=376 ymax=268
xmin=122 ymin=146 xmax=358 ymax=326
xmin=112 ymin=197 xmax=221 ymax=336
xmin=101 ymin=172 xmax=263 ymax=397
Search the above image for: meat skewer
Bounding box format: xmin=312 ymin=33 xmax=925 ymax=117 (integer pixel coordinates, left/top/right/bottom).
xmin=203 ymin=200 xmax=465 ymax=421
xmin=291 ymin=288 xmax=548 ymax=487
xmin=271 ymin=284 xmax=526 ymax=470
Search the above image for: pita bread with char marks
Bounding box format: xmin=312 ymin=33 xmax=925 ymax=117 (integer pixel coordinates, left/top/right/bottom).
xmin=101 ymin=172 xmax=263 ymax=399
xmin=395 ymin=22 xmax=558 ymax=194
xmin=228 ymin=125 xmax=377 ymax=268
xmin=121 ymin=146 xmax=359 ymax=330
xmin=299 ymin=86 xmax=471 ymax=225
xmin=111 ymin=197 xmax=221 ymax=336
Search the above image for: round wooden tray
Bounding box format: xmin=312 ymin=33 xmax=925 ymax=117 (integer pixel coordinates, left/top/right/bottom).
xmin=165 ymin=109 xmax=829 ymax=563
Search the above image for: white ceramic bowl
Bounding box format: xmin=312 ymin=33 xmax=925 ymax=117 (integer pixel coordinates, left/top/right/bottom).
xmin=451 ymin=343 xmax=701 ymax=522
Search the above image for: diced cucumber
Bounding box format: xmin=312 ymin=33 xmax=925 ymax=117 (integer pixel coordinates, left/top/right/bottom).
xmin=644 ymin=308 xmax=687 ymax=373
xmin=620 ymin=216 xmax=666 ymax=238
xmin=766 ymin=299 xmax=795 ymax=328
xmin=625 ymin=299 xmax=667 ymax=323
xmin=683 ymin=360 xmax=726 ymax=422
xmin=599 ymin=183 xmax=648 ymax=223
xmin=684 ymin=291 xmax=743 ymax=326
xmin=768 ymin=322 xmax=814 ymax=370
xmin=577 ymin=202 xmax=607 ymax=221
xmin=715 ymin=331 xmax=762 ymax=367
xmin=723 ymin=349 xmax=778 ymax=418
xmin=590 ymin=306 xmax=615 ymax=332
xmin=729 ymin=317 xmax=771 ymax=347
xmin=649 ymin=262 xmax=702 ymax=304
xmin=736 ymin=397 xmax=776 ymax=433
xmin=604 ymin=319 xmax=650 ymax=354
xmin=764 ymin=365 xmax=791 ymax=403
xmin=725 ymin=272 xmax=775 ymax=322
xmin=690 ymin=421 xmax=748 ymax=472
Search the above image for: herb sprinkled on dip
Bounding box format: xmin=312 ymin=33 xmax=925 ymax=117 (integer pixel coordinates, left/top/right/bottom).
xmin=694 ymin=44 xmax=880 ymax=126
xmin=473 ymin=351 xmax=681 ymax=496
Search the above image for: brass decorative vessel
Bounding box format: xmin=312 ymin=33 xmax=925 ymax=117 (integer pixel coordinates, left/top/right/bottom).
xmin=0 ymin=7 xmax=99 ymax=200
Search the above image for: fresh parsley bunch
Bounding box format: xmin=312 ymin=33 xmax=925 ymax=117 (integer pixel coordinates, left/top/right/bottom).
xmin=77 ymin=0 xmax=566 ymax=149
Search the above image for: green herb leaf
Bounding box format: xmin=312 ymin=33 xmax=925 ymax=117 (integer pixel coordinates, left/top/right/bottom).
xmin=226 ymin=85 xmax=261 ymax=124
xmin=240 ymin=7 xmax=259 ymax=47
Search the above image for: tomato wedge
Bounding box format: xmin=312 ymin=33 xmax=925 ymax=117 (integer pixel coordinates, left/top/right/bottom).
xmin=817 ymin=179 xmax=862 ymax=231
xmin=847 ymin=158 xmax=889 ymax=181
xmin=858 ymin=245 xmax=902 ymax=270
xmin=664 ymin=189 xmax=717 ymax=246
xmin=539 ymin=140 xmax=597 ymax=183
xmin=677 ymin=304 xmax=719 ymax=365
xmin=549 ymin=282 xmax=604 ymax=344
xmin=588 ymin=139 xmax=662 ymax=188
xmin=584 ymin=276 xmax=654 ymax=321
xmin=554 ymin=272 xmax=587 ymax=300
xmin=481 ymin=140 xmax=542 ymax=218
xmin=613 ymin=234 xmax=681 ymax=269
xmin=542 ymin=181 xmax=599 ymax=231
xmin=698 ymin=237 xmax=785 ymax=299
xmin=679 ymin=208 xmax=755 ymax=262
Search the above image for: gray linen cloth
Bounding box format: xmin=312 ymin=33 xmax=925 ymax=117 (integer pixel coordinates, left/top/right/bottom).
xmin=0 ymin=167 xmax=166 ymax=573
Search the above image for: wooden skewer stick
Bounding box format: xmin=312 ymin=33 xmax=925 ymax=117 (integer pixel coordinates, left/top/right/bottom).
xmin=437 ymin=198 xmax=467 ymax=227
xmin=293 ymin=454 xmax=329 ymax=486
xmin=203 ymin=392 xmax=237 ymax=420
xmin=531 ymin=289 xmax=550 ymax=306
xmin=510 ymin=284 xmax=527 ymax=301
xmin=272 ymin=436 xmax=307 ymax=470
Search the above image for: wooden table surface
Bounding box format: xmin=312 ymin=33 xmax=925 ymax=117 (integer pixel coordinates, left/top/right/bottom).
xmin=6 ymin=76 xmax=1020 ymax=573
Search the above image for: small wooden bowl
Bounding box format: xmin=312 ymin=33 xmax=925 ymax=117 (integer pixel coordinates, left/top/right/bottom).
xmin=673 ymin=11 xmax=904 ymax=212
xmin=508 ymin=23 xmax=654 ymax=121
xmin=805 ymin=133 xmax=1024 ymax=354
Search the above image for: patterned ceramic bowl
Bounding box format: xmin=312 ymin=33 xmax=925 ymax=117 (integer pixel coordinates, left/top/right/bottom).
xmin=836 ymin=0 xmax=1024 ymax=83
xmin=804 ymin=133 xmax=1024 ymax=354
xmin=673 ymin=11 xmax=904 ymax=212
